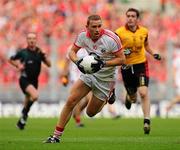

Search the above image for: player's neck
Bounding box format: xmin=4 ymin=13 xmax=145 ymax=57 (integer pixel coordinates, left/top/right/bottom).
xmin=129 ymin=26 xmax=137 ymax=32
xmin=28 ymin=46 xmax=36 ymax=51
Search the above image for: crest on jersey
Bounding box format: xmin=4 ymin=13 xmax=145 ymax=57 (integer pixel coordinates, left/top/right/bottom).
xmin=101 ymin=49 xmax=106 ymax=53
xmin=93 ymin=45 xmax=97 ymax=50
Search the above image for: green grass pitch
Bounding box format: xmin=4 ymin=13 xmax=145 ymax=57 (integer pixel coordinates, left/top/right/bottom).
xmin=0 ymin=117 xmax=180 ymax=150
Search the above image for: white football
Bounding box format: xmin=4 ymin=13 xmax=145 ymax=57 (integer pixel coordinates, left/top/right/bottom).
xmin=80 ymin=55 xmax=98 ymax=74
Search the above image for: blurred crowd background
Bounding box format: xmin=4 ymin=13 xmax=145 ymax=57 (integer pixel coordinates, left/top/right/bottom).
xmin=0 ymin=0 xmax=179 ymax=103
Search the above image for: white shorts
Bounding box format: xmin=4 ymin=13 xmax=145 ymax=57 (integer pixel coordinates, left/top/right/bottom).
xmin=80 ymin=74 xmax=115 ymax=101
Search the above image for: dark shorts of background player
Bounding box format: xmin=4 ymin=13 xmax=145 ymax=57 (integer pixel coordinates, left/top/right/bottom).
xmin=19 ymin=77 xmax=38 ymax=95
xmin=121 ymin=61 xmax=149 ymax=95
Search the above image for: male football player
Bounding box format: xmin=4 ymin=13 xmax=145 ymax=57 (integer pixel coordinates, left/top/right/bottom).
xmin=115 ymin=8 xmax=161 ymax=134
xmin=44 ymin=14 xmax=125 ymax=143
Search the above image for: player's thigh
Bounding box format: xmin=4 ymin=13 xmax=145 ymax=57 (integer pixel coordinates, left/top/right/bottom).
xmin=86 ymin=94 xmax=106 ymax=117
xmin=25 ymin=84 xmax=38 ymax=101
xmin=78 ymin=92 xmax=92 ymax=110
xmin=121 ymin=69 xmax=137 ymax=95
xmin=72 ymin=97 xmax=88 ymax=116
xmin=68 ymin=79 xmax=91 ymax=105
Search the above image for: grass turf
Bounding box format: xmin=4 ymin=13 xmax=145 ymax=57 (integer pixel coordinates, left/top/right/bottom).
xmin=0 ymin=117 xmax=180 ymax=150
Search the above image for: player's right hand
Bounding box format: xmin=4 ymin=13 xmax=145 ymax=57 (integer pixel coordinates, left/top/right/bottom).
xmin=75 ymin=59 xmax=86 ymax=74
xmin=17 ymin=63 xmax=25 ymax=71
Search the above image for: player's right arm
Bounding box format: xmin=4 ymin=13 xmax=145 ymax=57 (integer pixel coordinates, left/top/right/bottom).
xmin=63 ymin=58 xmax=70 ymax=76
xmin=69 ymin=44 xmax=86 ymax=74
xmin=69 ymin=32 xmax=87 ymax=74
xmin=9 ymin=52 xmax=24 ymax=71
xmin=68 ymin=44 xmax=81 ymax=64
xmin=60 ymin=57 xmax=70 ymax=86
xmin=9 ymin=59 xmax=20 ymax=68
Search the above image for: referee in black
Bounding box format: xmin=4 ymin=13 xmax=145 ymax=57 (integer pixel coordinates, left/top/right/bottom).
xmin=9 ymin=32 xmax=51 ymax=130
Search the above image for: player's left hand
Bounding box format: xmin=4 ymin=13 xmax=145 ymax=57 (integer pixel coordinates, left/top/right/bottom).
xmin=38 ymin=48 xmax=47 ymax=60
xmin=91 ymin=57 xmax=105 ymax=73
xmin=61 ymin=75 xmax=69 ymax=86
xmin=41 ymin=51 xmax=47 ymax=59
xmin=153 ymin=54 xmax=161 ymax=60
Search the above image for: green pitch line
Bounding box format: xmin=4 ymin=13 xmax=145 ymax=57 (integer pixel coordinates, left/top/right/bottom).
xmin=0 ymin=118 xmax=180 ymax=150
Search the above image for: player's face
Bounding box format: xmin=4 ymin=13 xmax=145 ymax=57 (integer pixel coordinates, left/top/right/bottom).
xmin=87 ymin=19 xmax=102 ymax=40
xmin=126 ymin=11 xmax=138 ymax=28
xmin=26 ymin=33 xmax=37 ymax=50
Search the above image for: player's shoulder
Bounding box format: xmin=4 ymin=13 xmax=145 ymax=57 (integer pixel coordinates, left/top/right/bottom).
xmin=77 ymin=29 xmax=87 ymax=37
xmin=103 ymin=29 xmax=120 ymax=40
xmin=139 ymin=26 xmax=148 ymax=33
xmin=103 ymin=29 xmax=122 ymax=47
xmin=16 ymin=48 xmax=27 ymax=54
xmin=104 ymin=29 xmax=116 ymax=35
xmin=115 ymin=26 xmax=126 ymax=34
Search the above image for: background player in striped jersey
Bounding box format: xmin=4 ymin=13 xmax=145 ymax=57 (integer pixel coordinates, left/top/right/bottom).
xmin=44 ymin=14 xmax=125 ymax=143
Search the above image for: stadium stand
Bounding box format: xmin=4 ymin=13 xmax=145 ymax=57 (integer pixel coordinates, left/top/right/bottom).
xmin=0 ymin=0 xmax=179 ymax=111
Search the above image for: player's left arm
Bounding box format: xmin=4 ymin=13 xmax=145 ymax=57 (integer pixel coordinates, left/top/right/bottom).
xmin=90 ymin=49 xmax=125 ymax=74
xmin=144 ymin=36 xmax=161 ymax=60
xmin=105 ymin=34 xmax=126 ymax=67
xmin=40 ymin=50 xmax=51 ymax=67
xmin=42 ymin=54 xmax=51 ymax=67
xmin=105 ymin=49 xmax=126 ymax=67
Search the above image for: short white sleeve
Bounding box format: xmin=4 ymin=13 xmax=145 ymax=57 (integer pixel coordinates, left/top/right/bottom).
xmin=74 ymin=32 xmax=86 ymax=48
xmin=104 ymin=30 xmax=122 ymax=53
xmin=110 ymin=36 xmax=122 ymax=53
